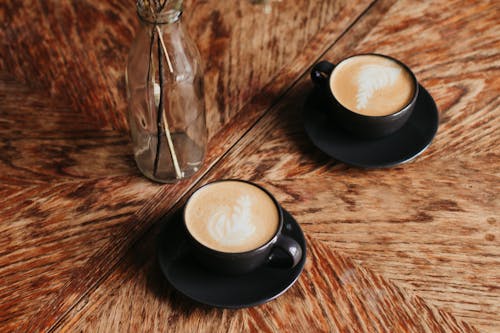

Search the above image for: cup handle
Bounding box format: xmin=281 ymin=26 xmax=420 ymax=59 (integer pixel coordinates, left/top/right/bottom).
xmin=310 ymin=60 xmax=335 ymax=86
xmin=268 ymin=234 xmax=303 ymax=269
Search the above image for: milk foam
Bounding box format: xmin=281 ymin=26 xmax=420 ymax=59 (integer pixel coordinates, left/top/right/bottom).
xmin=356 ymin=64 xmax=401 ymax=110
xmin=185 ymin=181 xmax=280 ymax=253
xmin=329 ymin=54 xmax=415 ymax=117
xmin=207 ymin=195 xmax=256 ymax=246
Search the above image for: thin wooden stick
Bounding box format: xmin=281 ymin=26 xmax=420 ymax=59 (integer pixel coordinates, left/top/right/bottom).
xmin=156 ymin=26 xmax=174 ymax=73
xmin=162 ymin=107 xmax=182 ymax=178
xmin=147 ymin=1 xmax=182 ymax=179
xmin=156 ymin=27 xmax=182 ymax=179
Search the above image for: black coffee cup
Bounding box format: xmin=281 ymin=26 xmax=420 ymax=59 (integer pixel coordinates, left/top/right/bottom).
xmin=183 ymin=180 xmax=303 ymax=275
xmin=311 ymin=53 xmax=419 ymax=138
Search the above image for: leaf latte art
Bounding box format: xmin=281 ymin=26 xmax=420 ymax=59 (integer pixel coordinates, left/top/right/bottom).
xmin=356 ymin=65 xmax=401 ymax=110
xmin=329 ymin=54 xmax=415 ymax=116
xmin=207 ymin=195 xmax=256 ymax=246
xmin=184 ymin=181 xmax=280 ymax=252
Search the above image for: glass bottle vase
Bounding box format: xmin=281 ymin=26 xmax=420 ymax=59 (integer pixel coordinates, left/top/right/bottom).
xmin=126 ymin=0 xmax=207 ymax=183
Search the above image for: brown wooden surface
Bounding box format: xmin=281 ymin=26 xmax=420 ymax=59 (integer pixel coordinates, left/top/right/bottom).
xmin=0 ymin=0 xmax=499 ymax=332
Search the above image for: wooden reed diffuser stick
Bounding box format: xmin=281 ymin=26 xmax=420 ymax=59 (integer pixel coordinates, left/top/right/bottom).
xmin=147 ymin=0 xmax=182 ymax=180
xmin=156 ymin=29 xmax=182 ymax=179
xmin=156 ymin=26 xmax=174 ymax=73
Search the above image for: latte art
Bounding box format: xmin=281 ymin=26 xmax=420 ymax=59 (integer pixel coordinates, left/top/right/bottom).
xmin=330 ymin=54 xmax=415 ymax=116
xmin=185 ymin=181 xmax=280 ymax=253
xmin=356 ymin=64 xmax=401 ymax=110
xmin=207 ymin=195 xmax=256 ymax=246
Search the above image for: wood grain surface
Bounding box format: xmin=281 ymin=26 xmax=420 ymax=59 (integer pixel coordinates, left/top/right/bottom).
xmin=54 ymin=0 xmax=499 ymax=332
xmin=57 ymin=229 xmax=478 ymax=333
xmin=196 ymin=0 xmax=500 ymax=330
xmin=1 ymin=0 xmax=499 ymax=332
xmin=0 ymin=0 xmax=375 ymax=331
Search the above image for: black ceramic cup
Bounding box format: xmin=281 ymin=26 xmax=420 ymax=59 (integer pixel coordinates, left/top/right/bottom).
xmin=183 ymin=179 xmax=303 ymax=275
xmin=310 ymin=53 xmax=419 ymax=138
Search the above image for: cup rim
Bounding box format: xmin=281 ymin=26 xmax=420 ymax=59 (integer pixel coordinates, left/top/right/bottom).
xmin=328 ymin=53 xmax=419 ymax=119
xmin=183 ymin=179 xmax=284 ymax=256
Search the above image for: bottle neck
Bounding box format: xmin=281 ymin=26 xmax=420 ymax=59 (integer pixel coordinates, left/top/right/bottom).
xmin=136 ymin=0 xmax=183 ymax=25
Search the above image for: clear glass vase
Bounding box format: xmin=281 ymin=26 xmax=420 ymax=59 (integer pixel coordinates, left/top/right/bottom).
xmin=126 ymin=0 xmax=207 ymax=183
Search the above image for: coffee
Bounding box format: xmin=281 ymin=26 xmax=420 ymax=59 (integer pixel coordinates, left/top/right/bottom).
xmin=330 ymin=54 xmax=415 ymax=117
xmin=185 ymin=181 xmax=280 ymax=253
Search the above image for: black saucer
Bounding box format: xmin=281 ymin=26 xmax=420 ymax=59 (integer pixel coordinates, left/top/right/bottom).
xmin=157 ymin=209 xmax=306 ymax=309
xmin=304 ymin=84 xmax=439 ymax=168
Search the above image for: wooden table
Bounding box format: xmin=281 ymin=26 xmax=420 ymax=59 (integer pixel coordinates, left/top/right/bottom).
xmin=1 ymin=0 xmax=498 ymax=331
